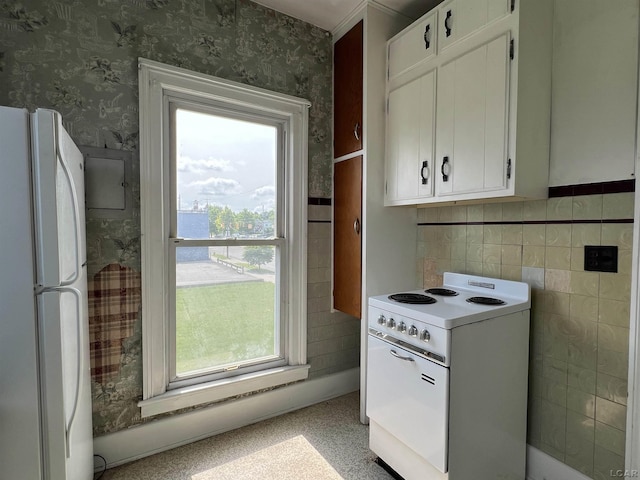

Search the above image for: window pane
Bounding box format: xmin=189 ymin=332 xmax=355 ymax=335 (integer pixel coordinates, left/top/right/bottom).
xmin=174 ymin=246 xmax=278 ymax=376
xmin=175 ymin=108 xmax=277 ymax=239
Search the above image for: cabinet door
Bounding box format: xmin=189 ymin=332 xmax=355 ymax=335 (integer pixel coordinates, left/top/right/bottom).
xmin=386 ymin=71 xmax=435 ymax=203
xmin=438 ymin=0 xmax=510 ymax=51
xmin=334 ymin=21 xmax=363 ymax=159
xmin=333 ymin=155 xmax=362 ymax=318
xmin=436 ymin=33 xmax=510 ymax=197
xmin=388 ymin=12 xmax=436 ymax=79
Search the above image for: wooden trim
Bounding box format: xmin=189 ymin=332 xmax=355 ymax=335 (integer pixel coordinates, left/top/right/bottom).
xmin=94 ymin=368 xmax=360 ymax=470
xmin=526 ymin=446 xmax=591 ymax=480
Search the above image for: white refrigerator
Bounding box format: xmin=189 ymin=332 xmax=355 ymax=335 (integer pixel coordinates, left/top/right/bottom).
xmin=0 ymin=106 xmax=93 ymax=479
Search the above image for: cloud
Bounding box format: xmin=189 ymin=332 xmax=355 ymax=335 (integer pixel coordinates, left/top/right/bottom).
xmin=252 ymin=185 xmax=275 ymax=200
xmin=188 ymin=177 xmax=242 ymax=196
xmin=177 ymin=156 xmax=233 ymax=174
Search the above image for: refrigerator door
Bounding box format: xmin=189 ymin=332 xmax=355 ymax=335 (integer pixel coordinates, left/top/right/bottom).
xmin=31 ymin=109 xmax=93 ymax=480
xmin=38 ymin=279 xmax=93 ymax=480
xmin=31 ymin=109 xmax=87 ymax=289
xmin=0 ymin=106 xmax=43 ymax=479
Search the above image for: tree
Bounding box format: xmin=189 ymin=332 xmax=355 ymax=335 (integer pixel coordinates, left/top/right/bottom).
xmin=216 ymin=206 xmax=236 ymax=237
xmin=255 ymin=208 xmax=275 ymax=236
xmin=242 ymin=246 xmax=274 ymax=270
xmin=207 ymin=205 xmax=223 ymax=236
xmin=236 ymin=208 xmax=256 ymax=236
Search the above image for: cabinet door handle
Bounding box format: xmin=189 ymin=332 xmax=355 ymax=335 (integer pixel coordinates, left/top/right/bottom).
xmin=423 ymin=24 xmax=431 ymax=49
xmin=353 ymin=218 xmax=360 ymax=235
xmin=354 ymin=122 xmax=360 ymax=141
xmin=441 ymin=156 xmax=450 ymax=182
xmin=420 ymin=160 xmax=429 ymax=185
xmin=445 ymin=10 xmax=452 ymax=37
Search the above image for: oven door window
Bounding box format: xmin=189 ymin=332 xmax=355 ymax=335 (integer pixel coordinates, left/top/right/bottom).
xmin=366 ymin=335 xmax=449 ymax=473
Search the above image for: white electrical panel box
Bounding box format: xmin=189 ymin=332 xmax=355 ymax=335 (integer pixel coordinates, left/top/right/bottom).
xmin=81 ymin=146 xmax=133 ymax=218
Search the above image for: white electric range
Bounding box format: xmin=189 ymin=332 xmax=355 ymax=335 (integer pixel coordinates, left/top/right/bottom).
xmin=366 ymin=272 xmax=531 ymax=480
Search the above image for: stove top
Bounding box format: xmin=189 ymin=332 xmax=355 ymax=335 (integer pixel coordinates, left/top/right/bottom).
xmin=368 ymin=273 xmax=530 ymax=330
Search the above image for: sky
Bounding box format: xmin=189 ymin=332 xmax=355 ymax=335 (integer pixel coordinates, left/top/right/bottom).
xmin=175 ymin=108 xmax=277 ymax=213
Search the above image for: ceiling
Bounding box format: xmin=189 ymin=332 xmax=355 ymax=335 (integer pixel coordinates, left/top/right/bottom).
xmin=251 ymin=0 xmax=441 ymax=32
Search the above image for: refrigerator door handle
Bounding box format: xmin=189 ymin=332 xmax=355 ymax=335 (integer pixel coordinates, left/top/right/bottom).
xmin=55 ymin=122 xmax=82 ymax=287
xmin=44 ymin=285 xmax=83 ymax=458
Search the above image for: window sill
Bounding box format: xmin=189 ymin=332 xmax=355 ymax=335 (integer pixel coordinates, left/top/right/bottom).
xmin=138 ymin=364 xmax=310 ymax=418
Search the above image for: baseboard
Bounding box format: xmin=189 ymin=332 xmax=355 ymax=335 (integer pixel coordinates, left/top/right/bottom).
xmin=526 ymin=445 xmax=592 ymax=480
xmin=93 ymin=367 xmax=360 ymax=470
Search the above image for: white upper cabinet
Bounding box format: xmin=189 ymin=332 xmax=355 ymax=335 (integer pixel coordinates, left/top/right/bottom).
xmin=388 ymin=11 xmax=436 ymax=80
xmin=385 ymin=0 xmax=553 ymax=206
xmin=435 ymin=33 xmax=510 ymax=197
xmin=386 ymin=70 xmax=436 ymax=203
xmin=438 ymin=0 xmax=511 ymax=51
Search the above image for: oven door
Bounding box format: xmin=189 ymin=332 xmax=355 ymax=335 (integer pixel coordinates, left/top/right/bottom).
xmin=366 ymin=334 xmax=449 ymax=473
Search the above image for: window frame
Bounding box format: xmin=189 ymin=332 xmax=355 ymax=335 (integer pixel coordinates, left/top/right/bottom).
xmin=168 ymin=103 xmax=286 ymax=387
xmin=138 ymin=58 xmax=309 ymax=417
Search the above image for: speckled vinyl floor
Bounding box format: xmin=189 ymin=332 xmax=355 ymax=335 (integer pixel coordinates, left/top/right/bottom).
xmin=98 ymin=392 xmax=395 ymax=480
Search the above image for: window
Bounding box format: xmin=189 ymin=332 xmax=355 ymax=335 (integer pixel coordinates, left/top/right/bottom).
xmin=138 ymin=59 xmax=309 ymax=417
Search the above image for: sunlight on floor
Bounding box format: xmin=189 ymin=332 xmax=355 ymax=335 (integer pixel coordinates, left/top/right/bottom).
xmin=190 ymin=435 xmax=343 ymax=480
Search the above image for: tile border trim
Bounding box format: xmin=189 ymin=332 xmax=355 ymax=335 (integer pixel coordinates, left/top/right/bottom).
xmin=549 ymin=179 xmax=635 ymax=197
xmin=308 ymin=197 xmax=331 ymax=206
xmin=418 ymin=219 xmax=634 ymax=226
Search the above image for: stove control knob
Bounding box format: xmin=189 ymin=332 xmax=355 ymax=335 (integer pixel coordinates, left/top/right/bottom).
xmin=420 ymin=329 xmax=431 ymax=342
xmin=377 ymin=314 xmax=386 ymax=326
xmin=398 ymin=321 xmax=407 ymax=334
xmin=408 ymin=325 xmax=418 ymax=337
xmin=387 ymin=318 xmax=396 ymax=329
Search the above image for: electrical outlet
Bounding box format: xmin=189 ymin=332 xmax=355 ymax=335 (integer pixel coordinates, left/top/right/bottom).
xmin=584 ymin=245 xmax=618 ymax=273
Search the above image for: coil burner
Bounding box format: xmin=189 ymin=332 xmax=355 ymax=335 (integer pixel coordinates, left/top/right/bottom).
xmin=388 ymin=293 xmax=437 ymax=304
xmin=465 ymin=296 xmax=506 ymax=306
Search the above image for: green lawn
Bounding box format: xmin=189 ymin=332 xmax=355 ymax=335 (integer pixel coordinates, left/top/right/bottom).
xmin=175 ymin=281 xmax=276 ymax=374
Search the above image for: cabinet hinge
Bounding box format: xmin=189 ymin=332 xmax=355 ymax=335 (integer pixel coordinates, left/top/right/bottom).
xmin=507 ymin=159 xmax=512 ymax=179
xmin=511 ymin=0 xmax=515 ymax=13
xmin=509 ymin=39 xmax=514 ymax=60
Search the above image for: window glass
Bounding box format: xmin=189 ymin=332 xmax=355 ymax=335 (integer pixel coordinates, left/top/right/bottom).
xmin=173 ymin=108 xmax=281 ymax=380
xmin=174 ymin=246 xmax=278 ymax=377
xmin=175 ymin=109 xmax=277 ymax=240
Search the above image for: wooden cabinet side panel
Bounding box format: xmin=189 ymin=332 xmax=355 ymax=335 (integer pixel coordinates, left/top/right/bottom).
xmin=333 ymin=155 xmax=362 ymax=318
xmin=334 ymin=21 xmax=363 ymax=159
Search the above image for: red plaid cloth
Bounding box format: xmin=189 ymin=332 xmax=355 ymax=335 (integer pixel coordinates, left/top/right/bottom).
xmin=88 ymin=264 xmax=141 ymax=383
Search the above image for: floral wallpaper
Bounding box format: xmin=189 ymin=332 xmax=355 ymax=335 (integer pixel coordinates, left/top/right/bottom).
xmin=0 ymin=0 xmax=333 ymax=435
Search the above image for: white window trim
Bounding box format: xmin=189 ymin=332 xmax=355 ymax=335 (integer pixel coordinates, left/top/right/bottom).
xmin=138 ymin=58 xmax=310 ymax=418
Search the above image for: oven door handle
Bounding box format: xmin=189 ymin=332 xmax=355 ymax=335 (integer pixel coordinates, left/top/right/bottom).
xmin=389 ymin=349 xmax=415 ymax=362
